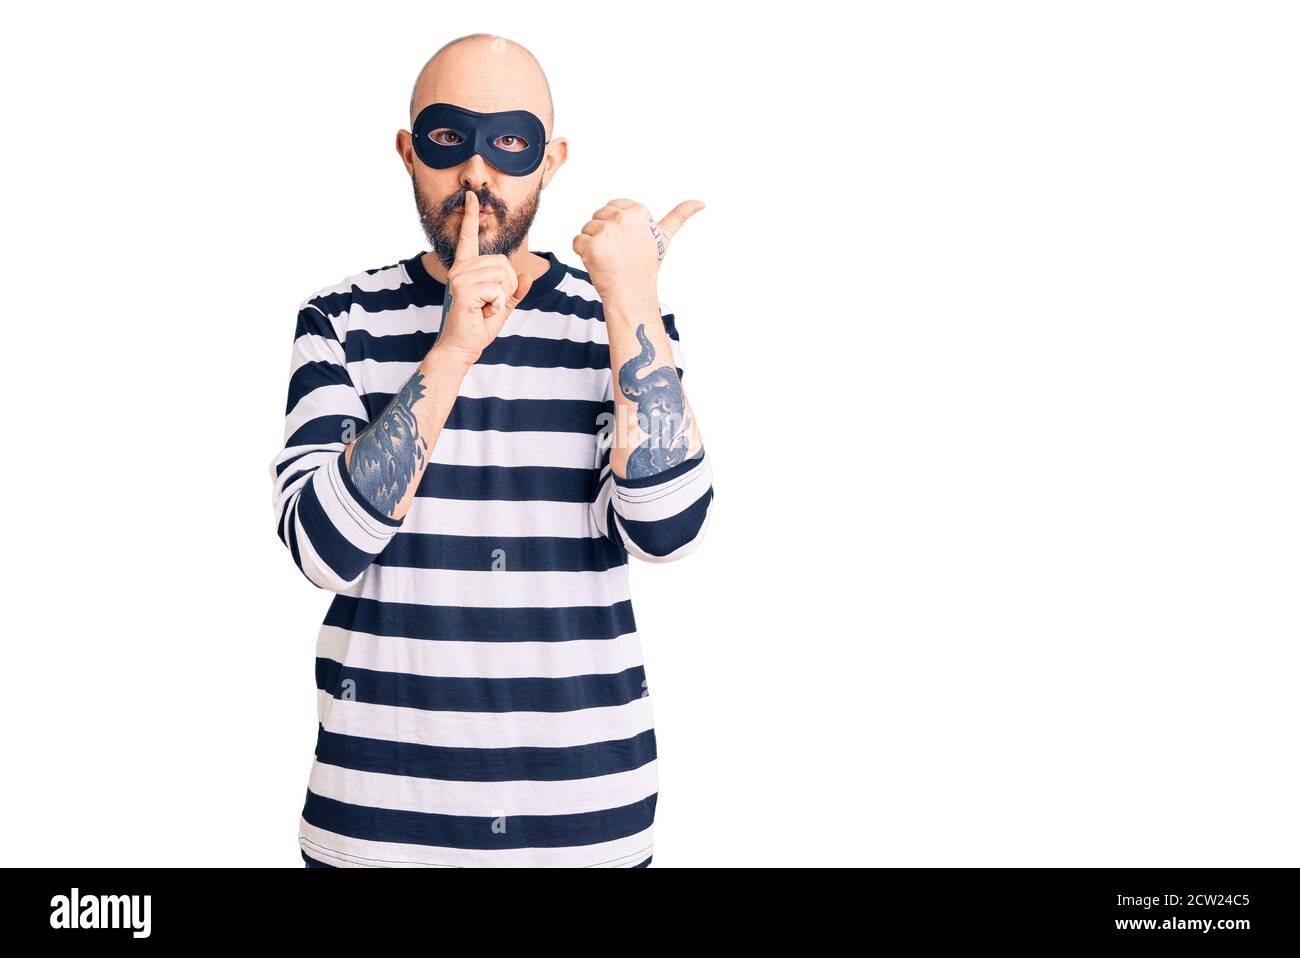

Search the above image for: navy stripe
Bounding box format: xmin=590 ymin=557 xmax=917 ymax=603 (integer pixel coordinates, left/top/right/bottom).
xmin=346 ymin=330 xmax=609 ymax=369
xmin=562 ymin=260 xmax=595 ymax=285
xmin=323 ymin=596 xmax=637 ymax=643
xmin=287 ymin=361 xmax=351 ymax=415
xmin=305 ymin=290 xmax=354 ymax=320
xmin=286 ymin=502 xmax=325 ymax=589
xmin=315 ymin=661 xmax=647 ymax=713
xmin=407 ymin=463 xmax=596 ymax=502
xmin=377 ymin=533 xmax=626 ymax=572
xmin=447 ymin=397 xmax=605 ymax=434
xmin=303 ymin=789 xmax=657 ymax=850
xmin=547 ymin=291 xmax=603 ymax=320
xmin=286 ymin=414 xmax=360 ymax=448
xmin=345 ymin=329 xmax=433 ymax=363
xmin=295 ymin=478 xmax=372 ymax=580
xmin=616 ymin=488 xmax=713 ymax=557
xmin=603 ymin=498 xmax=626 ymax=552
xmin=295 ymin=306 xmax=339 ymax=341
xmin=286 ymin=502 xmax=304 ymax=571
xmin=314 ymin=727 xmax=656 ymax=782
xmin=358 ymin=392 xmax=604 ymax=436
xmin=344 ymin=324 xmax=673 ymax=369
xmin=348 ymin=283 xmax=432 ymax=313
xmin=277 ymin=496 xmax=295 ymax=546
xmin=483 ymin=335 xmax=609 ymax=369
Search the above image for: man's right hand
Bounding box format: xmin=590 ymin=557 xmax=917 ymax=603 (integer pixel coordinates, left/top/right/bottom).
xmin=432 ymin=191 xmax=535 ymax=368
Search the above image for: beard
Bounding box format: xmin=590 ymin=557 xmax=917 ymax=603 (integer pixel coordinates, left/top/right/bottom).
xmin=413 ymin=176 xmax=541 ymax=269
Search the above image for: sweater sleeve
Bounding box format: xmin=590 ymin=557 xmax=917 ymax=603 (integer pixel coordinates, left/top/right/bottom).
xmin=268 ymin=299 xmax=403 ymax=591
xmin=590 ymin=303 xmax=715 ymax=562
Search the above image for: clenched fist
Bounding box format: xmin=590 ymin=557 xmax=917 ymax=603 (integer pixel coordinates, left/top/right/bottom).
xmin=572 ymin=198 xmax=704 ymax=301
xmin=434 ymin=191 xmax=535 ymax=367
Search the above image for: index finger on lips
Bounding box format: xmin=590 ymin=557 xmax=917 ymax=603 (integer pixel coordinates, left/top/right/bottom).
xmin=454 ymin=191 xmax=480 ymax=263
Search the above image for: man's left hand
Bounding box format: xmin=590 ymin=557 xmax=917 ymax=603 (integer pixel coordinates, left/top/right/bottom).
xmin=572 ymin=198 xmax=704 ymax=301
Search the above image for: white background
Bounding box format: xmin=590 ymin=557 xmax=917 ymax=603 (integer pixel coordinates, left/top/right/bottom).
xmin=1 ymin=1 xmax=1296 ymax=866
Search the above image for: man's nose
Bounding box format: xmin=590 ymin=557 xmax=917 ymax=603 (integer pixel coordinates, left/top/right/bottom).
xmin=459 ymin=152 xmax=495 ymax=193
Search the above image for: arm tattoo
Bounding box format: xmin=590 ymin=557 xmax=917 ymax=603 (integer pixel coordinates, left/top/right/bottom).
xmin=347 ymin=371 xmax=429 ymax=516
xmin=618 ymin=324 xmax=692 ymax=478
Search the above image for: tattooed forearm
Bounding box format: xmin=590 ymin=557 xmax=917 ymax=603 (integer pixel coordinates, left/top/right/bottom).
xmin=618 ymin=324 xmax=692 ymax=478
xmin=347 ymin=371 xmax=429 ymax=516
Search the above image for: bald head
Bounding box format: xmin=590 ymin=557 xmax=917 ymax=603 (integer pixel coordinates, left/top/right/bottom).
xmin=409 ymin=34 xmax=554 ymax=138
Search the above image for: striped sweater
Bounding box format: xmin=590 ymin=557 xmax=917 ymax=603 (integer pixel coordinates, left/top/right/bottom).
xmin=268 ymin=250 xmax=714 ymax=867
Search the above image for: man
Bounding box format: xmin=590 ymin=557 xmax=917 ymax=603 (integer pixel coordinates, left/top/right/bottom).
xmin=268 ymin=34 xmax=714 ymax=868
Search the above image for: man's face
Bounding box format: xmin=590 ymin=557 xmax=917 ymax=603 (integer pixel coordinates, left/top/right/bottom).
xmin=413 ymin=172 xmax=541 ymax=269
xmin=401 ymin=38 xmax=562 ymax=266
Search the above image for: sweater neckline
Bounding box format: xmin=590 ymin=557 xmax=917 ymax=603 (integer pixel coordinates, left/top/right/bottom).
xmin=405 ymin=249 xmax=566 ymax=311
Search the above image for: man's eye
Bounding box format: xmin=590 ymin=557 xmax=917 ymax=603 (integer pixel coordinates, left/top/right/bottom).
xmin=494 ymin=134 xmax=529 ymax=152
xmin=429 ymin=129 xmax=463 ymax=146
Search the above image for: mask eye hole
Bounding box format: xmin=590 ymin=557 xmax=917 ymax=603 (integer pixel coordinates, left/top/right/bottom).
xmin=494 ymin=134 xmax=529 ymax=152
xmin=428 ymin=128 xmax=464 ymax=146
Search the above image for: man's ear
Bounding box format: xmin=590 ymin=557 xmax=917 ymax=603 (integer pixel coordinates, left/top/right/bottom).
xmin=539 ymin=136 xmax=568 ymax=190
xmin=395 ymin=129 xmax=415 ymax=176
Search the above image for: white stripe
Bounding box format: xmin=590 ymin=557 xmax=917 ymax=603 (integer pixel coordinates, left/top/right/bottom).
xmin=349 ymin=357 xmax=610 ymax=401
xmin=349 ymin=564 xmax=631 ymax=609
xmin=501 ymin=302 xmax=686 ymax=350
xmin=352 ymin=263 xmax=413 ymax=293
xmin=304 ymin=275 xmax=356 ymax=304
xmin=272 ymin=447 xmax=333 ymax=498
xmin=591 ymin=470 xmax=616 ymax=538
xmin=308 ymin=760 xmax=657 ymax=818
xmin=400 ymin=497 xmax=601 ymax=539
xmin=553 ymin=274 xmax=674 ymax=326
xmin=345 ymin=300 xmax=441 ymax=336
xmin=461 ymin=362 xmax=611 ymax=401
xmin=316 ymin=625 xmax=645 ymax=679
xmin=318 ymin=693 xmax=654 ymax=749
xmin=299 ymin=821 xmax=652 ymax=868
xmin=556 ymin=272 xmax=600 ymax=303
xmin=288 ymin=332 xmax=347 ymax=377
xmin=502 ymin=302 xmax=610 ymax=344
xmin=284 ymin=383 xmax=365 ymax=439
xmin=430 ymin=428 xmax=600 ymax=469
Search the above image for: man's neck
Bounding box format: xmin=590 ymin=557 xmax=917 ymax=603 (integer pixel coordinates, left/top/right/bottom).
xmin=421 ymin=243 xmax=550 ymax=287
